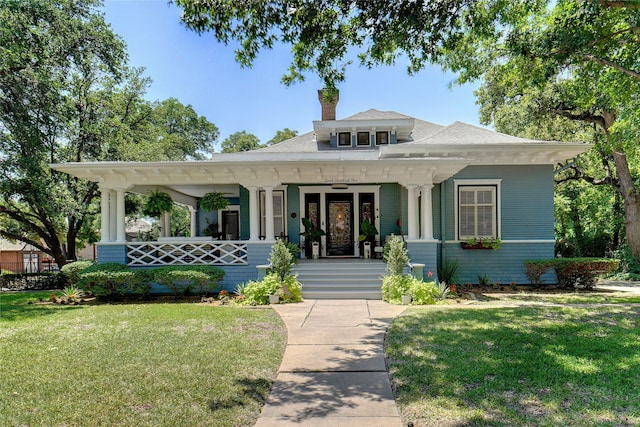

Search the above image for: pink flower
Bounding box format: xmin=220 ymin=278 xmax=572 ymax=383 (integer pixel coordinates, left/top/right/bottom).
xmin=427 ymin=271 xmax=433 ymax=277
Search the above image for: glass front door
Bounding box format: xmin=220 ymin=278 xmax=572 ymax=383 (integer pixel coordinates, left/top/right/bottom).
xmin=326 ymin=194 xmax=354 ymax=256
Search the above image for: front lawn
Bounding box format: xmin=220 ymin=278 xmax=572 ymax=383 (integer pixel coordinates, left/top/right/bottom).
xmin=0 ymin=291 xmax=286 ymax=427
xmin=387 ymin=305 xmax=640 ymax=426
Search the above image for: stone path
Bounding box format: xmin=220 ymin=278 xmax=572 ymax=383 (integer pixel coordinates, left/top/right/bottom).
xmin=255 ymin=300 xmax=407 ymax=427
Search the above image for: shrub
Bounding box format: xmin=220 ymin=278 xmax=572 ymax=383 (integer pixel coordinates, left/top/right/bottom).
xmin=437 ymin=259 xmax=459 ymax=285
xmin=60 ymin=260 xmax=94 ymax=285
xmin=383 ymin=235 xmax=408 ymax=276
xmin=61 ymin=286 xmax=86 ymax=302
xmin=524 ymin=258 xmax=620 ymax=289
xmin=269 ymin=239 xmax=294 ymax=281
xmin=382 ymin=274 xmax=438 ymax=305
xmin=238 ymin=273 xmax=303 ymax=305
xmin=434 ymin=281 xmax=451 ymax=301
xmin=78 ymin=263 xmax=152 ymax=299
xmin=150 ymin=265 xmax=224 ymax=298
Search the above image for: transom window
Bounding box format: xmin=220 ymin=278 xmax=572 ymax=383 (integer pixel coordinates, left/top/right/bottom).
xmin=357 ymin=132 xmax=370 ymax=146
xmin=457 ymin=185 xmax=498 ymax=239
xmin=338 ymin=132 xmax=351 ymax=146
xmin=375 ymin=131 xmax=389 ymax=145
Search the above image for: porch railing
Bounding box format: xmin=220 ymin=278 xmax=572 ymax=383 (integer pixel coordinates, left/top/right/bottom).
xmin=126 ymin=241 xmax=248 ymax=266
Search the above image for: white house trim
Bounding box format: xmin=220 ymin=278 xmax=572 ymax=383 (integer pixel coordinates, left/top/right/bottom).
xmin=453 ymin=179 xmax=503 ymax=241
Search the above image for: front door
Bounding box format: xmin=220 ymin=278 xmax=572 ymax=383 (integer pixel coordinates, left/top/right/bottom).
xmin=326 ymin=194 xmax=354 ymax=256
xmin=221 ymin=211 xmax=239 ymax=240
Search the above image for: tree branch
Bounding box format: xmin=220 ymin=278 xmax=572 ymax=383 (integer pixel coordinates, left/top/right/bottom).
xmin=582 ymin=54 xmax=640 ymax=80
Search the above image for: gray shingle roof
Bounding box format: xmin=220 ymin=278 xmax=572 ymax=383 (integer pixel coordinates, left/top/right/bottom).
xmin=252 ymin=109 xmax=548 ymax=154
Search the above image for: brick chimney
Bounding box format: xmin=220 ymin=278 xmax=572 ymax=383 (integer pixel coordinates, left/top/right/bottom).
xmin=318 ymin=89 xmax=339 ymax=121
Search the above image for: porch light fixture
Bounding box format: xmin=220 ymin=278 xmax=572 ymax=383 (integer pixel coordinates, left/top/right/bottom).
xmin=331 ymin=183 xmax=349 ymax=190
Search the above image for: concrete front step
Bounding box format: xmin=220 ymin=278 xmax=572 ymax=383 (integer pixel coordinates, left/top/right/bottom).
xmin=294 ymin=259 xmax=386 ymax=300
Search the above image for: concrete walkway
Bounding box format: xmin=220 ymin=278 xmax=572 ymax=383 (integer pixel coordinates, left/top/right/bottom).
xmin=255 ymin=300 xmax=407 ymax=427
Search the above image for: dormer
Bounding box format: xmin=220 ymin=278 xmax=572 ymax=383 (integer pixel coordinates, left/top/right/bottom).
xmin=312 ymin=118 xmax=415 ymax=148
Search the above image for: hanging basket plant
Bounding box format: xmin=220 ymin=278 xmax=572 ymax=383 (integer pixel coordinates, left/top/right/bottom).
xmin=199 ymin=192 xmax=229 ymax=211
xmin=143 ymin=190 xmax=173 ymax=218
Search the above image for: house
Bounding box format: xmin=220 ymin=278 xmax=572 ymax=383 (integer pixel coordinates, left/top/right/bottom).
xmin=0 ymin=238 xmax=53 ymax=273
xmin=51 ymin=91 xmax=589 ymax=296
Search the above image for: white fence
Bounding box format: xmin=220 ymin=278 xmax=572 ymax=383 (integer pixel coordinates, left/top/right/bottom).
xmin=126 ymin=240 xmax=248 ymax=266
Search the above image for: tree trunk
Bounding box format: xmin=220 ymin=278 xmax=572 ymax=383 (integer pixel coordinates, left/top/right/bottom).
xmin=612 ymin=150 xmax=640 ymax=261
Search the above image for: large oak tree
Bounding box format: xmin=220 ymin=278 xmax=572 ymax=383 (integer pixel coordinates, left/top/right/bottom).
xmin=0 ymin=0 xmax=218 ymax=267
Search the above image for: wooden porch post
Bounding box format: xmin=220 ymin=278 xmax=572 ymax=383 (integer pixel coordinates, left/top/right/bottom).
xmin=116 ymin=188 xmax=126 ymax=242
xmin=421 ymin=184 xmax=434 ymax=240
xmin=247 ymin=186 xmax=260 ymax=241
xmin=109 ymin=190 xmax=117 ymax=242
xmin=189 ymin=206 xmax=197 ymax=237
xmin=264 ymin=186 xmax=275 ymax=241
xmin=100 ymin=186 xmax=111 ymax=243
xmin=406 ymin=185 xmax=419 ymax=240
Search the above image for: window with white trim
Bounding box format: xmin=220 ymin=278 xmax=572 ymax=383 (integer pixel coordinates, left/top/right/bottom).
xmin=338 ymin=132 xmax=351 ymax=146
xmin=260 ymin=190 xmax=286 ymax=238
xmin=457 ymin=185 xmax=498 ymax=239
xmin=357 ymin=131 xmax=370 ymax=146
xmin=375 ymin=131 xmax=389 ymax=145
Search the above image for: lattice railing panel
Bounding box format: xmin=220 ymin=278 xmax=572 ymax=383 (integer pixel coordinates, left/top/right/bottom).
xmin=126 ymin=241 xmax=248 ymax=266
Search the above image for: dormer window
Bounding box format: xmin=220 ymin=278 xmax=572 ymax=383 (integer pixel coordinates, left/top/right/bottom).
xmin=357 ymin=132 xmax=370 ymax=146
xmin=376 ymin=131 xmax=389 ymax=145
xmin=338 ymin=132 xmax=351 ymax=146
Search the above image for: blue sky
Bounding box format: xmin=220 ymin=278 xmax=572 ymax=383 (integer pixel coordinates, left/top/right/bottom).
xmin=102 ymin=1 xmax=483 ymax=148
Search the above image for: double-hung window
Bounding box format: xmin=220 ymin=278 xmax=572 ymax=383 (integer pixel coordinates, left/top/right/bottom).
xmin=260 ymin=190 xmax=285 ymax=238
xmin=456 ymin=181 xmax=500 ymax=240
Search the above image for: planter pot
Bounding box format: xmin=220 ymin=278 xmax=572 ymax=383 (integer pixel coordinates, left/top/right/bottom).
xmin=269 ymin=294 xmax=279 ymax=304
xmin=460 ymin=242 xmax=492 ymax=250
xmin=401 ymin=294 xmax=412 ymax=305
xmin=312 ymin=242 xmax=320 ymax=259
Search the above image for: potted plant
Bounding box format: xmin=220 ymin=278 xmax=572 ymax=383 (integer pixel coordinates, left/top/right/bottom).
xmin=199 ymin=192 xmax=229 ymax=212
xmin=299 ymin=217 xmax=325 ymax=258
xmin=143 ymin=190 xmax=173 ymax=218
xmin=358 ymin=219 xmax=378 ymax=258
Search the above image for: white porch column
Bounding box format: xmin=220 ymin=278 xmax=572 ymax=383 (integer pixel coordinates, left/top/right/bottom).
xmin=264 ymin=186 xmax=275 ymax=241
xmin=406 ymin=185 xmax=419 ymax=240
xmin=100 ymin=187 xmax=111 ymax=243
xmin=421 ymin=184 xmax=434 ymax=240
xmin=163 ymin=211 xmax=171 ymax=238
xmin=109 ymin=190 xmax=117 ymax=242
xmin=247 ymin=186 xmax=260 ymax=241
xmin=189 ymin=206 xmax=197 ymax=237
xmin=115 ymin=188 xmax=126 ymax=242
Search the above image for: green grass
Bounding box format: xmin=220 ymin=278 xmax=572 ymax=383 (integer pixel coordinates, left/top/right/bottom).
xmin=492 ymin=291 xmax=640 ymax=304
xmin=387 ymin=306 xmax=640 ymax=426
xmin=0 ymin=291 xmax=287 ymax=427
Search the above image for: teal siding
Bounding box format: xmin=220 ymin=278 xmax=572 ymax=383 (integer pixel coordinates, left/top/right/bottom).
xmin=379 ymin=183 xmax=402 ymax=238
xmin=97 ymin=244 xmax=127 ymax=264
xmin=239 ymin=186 xmax=249 ymax=240
xmin=442 ymin=241 xmax=555 ymax=284
xmin=443 ymin=165 xmax=554 ymax=241
xmin=406 ymin=241 xmax=438 ymax=281
xmin=287 ymin=185 xmax=300 ymax=244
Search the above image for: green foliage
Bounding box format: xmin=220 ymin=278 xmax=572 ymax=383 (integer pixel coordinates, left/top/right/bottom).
xmin=238 ymin=273 xmax=302 ymax=305
xmin=220 ymin=130 xmax=261 ymax=153
xmin=524 ymin=258 xmax=620 ymax=290
xmin=285 ymin=241 xmax=300 ymax=263
xmin=434 ymin=281 xmax=451 ymax=301
xmin=78 ymin=265 xmax=152 ymax=299
xmin=382 ymin=274 xmax=438 ymax=305
xmin=266 ymin=128 xmax=298 ymax=146
xmin=199 ymin=192 xmax=229 ymax=211
xmin=142 ymin=190 xmax=173 ymax=218
xmin=437 ymin=259 xmax=459 ymax=285
xmin=60 ymin=260 xmax=94 ymax=285
xmin=300 ymin=217 xmax=325 ymax=242
xmin=150 ymin=265 xmax=225 ymax=298
xmin=358 ymin=218 xmax=378 ymax=242
xmin=268 ymin=239 xmax=294 ymax=281
xmin=61 ymin=286 xmax=85 ymax=302
xmin=462 ymin=237 xmax=502 ymax=250
xmin=383 ymin=235 xmax=409 ymax=276
xmin=478 ymin=274 xmax=491 ymax=288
